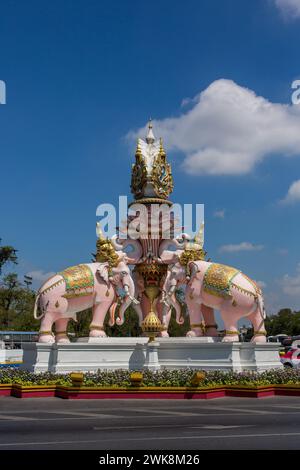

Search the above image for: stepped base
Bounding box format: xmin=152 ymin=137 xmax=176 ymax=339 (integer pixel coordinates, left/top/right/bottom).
xmin=21 ymin=337 xmax=282 ymax=374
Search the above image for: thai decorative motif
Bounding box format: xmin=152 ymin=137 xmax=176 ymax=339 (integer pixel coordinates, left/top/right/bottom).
xmin=179 ymin=248 xmax=206 ymax=268
xmin=131 ymin=120 xmax=173 ymax=201
xmin=96 ymin=235 xmax=119 ymax=268
xmin=203 ymin=263 xmax=240 ymax=299
xmin=59 ymin=264 xmax=94 ymax=299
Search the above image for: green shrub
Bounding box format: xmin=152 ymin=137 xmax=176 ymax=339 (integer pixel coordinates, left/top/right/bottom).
xmin=1 ymin=367 xmax=300 ymax=387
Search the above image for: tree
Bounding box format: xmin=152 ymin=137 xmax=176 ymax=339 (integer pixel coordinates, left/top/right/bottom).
xmin=0 ymin=240 xmax=18 ymax=275
xmin=265 ymin=308 xmax=300 ymax=336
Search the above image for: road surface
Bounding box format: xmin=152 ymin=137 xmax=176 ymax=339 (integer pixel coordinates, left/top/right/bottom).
xmin=0 ymin=395 xmax=300 ymax=449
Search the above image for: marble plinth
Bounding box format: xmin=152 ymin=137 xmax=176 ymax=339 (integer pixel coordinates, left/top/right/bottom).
xmin=20 ymin=337 xmax=282 ymax=373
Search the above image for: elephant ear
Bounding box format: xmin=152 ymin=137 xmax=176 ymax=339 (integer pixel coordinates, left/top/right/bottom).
xmin=96 ymin=264 xmax=110 ymax=284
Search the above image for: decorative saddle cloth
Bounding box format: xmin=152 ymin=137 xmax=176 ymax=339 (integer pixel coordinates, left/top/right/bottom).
xmin=59 ymin=264 xmax=94 ymax=299
xmin=203 ymin=263 xmax=240 ymax=299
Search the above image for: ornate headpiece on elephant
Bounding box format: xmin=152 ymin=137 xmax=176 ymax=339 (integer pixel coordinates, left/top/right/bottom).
xmin=95 ymin=223 xmax=119 ymax=268
xmin=178 ymin=223 xmax=207 ymax=272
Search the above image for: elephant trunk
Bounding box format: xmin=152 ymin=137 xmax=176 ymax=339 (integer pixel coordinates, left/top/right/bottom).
xmin=171 ymin=294 xmax=184 ymax=325
xmin=108 ymin=301 xmax=118 ymax=326
xmin=116 ymin=275 xmax=135 ymax=325
xmin=162 ymin=272 xmax=184 ymax=325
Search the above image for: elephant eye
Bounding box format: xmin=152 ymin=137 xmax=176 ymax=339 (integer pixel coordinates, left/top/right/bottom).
xmin=121 ymin=271 xmax=127 ymax=275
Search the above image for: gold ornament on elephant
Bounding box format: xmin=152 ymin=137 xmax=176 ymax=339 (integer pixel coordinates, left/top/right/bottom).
xmin=96 ymin=236 xmax=119 ymax=268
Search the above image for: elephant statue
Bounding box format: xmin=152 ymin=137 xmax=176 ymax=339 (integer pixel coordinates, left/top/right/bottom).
xmin=34 ymin=243 xmax=138 ymax=343
xmin=162 ymin=259 xmax=266 ymax=343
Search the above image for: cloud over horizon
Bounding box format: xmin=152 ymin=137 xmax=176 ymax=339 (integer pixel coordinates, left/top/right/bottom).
xmin=128 ymin=79 xmax=300 ymax=176
xmin=219 ymin=242 xmax=264 ymax=253
xmin=274 ymin=0 xmax=300 ymax=19
xmin=281 ymin=179 xmax=300 ymax=204
xmin=282 ymin=263 xmax=300 ymax=296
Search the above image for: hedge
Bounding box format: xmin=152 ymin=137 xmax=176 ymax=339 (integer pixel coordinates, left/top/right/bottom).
xmin=1 ymin=367 xmax=300 ymax=387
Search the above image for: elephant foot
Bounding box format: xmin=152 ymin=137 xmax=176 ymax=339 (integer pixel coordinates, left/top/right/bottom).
xmin=56 ymin=336 xmax=70 ymax=344
xmin=222 ymin=335 xmax=239 ymax=342
xmin=89 ymin=327 xmax=107 ymax=338
xmin=186 ymin=328 xmax=203 ymax=337
xmin=251 ymin=335 xmax=267 ymax=344
xmin=205 ymin=327 xmax=219 ymax=337
xmin=38 ymin=333 xmax=55 ymax=344
xmin=160 ymin=330 xmax=169 ymax=337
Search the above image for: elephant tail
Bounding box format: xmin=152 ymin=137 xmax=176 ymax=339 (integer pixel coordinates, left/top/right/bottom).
xmin=33 ymin=292 xmax=44 ymax=320
xmin=257 ymin=294 xmax=266 ymax=320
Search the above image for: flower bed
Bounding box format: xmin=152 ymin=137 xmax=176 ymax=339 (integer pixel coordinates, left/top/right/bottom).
xmin=1 ymin=368 xmax=300 ymax=398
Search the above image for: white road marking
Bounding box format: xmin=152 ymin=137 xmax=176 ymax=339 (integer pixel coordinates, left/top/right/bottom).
xmin=191 ymin=425 xmax=254 ymax=430
xmin=0 ymin=414 xmax=38 ymax=421
xmin=1 ymin=432 xmax=300 ymax=447
xmin=270 ymin=405 xmax=300 ymax=410
xmin=131 ymin=408 xmax=200 ymax=416
xmin=42 ymin=410 xmax=117 ymax=419
xmin=203 ymin=406 xmax=280 ymax=415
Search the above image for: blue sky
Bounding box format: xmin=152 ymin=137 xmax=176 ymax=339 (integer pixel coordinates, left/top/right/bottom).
xmin=1 ymin=0 xmax=300 ymax=314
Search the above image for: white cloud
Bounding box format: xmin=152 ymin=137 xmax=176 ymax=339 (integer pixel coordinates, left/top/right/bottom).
xmin=256 ymin=280 xmax=267 ymax=289
xmin=282 ymin=263 xmax=300 ymax=296
xmin=281 ymin=179 xmax=300 ymax=204
xmin=26 ymin=270 xmax=55 ymax=283
xmin=277 ymin=248 xmax=289 ymax=255
xmin=213 ymin=209 xmax=225 ymax=219
xmin=128 ymin=79 xmax=300 ymax=176
xmin=274 ymin=0 xmax=300 ymax=19
xmin=219 ymin=242 xmax=264 ymax=253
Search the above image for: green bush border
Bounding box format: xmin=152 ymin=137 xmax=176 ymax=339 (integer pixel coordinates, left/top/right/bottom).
xmin=1 ymin=367 xmax=300 ymax=388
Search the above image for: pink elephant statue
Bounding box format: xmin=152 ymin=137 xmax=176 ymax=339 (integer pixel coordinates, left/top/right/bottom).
xmin=162 ymin=260 xmax=266 ymax=343
xmin=34 ymin=259 xmax=137 ymax=343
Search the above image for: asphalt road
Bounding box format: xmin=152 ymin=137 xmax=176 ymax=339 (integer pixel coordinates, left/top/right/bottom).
xmin=0 ymin=396 xmax=300 ymax=450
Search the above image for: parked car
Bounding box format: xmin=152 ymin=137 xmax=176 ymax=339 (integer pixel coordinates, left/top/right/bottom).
xmin=280 ymin=347 xmax=300 ymax=368
xmin=282 ymin=335 xmax=300 ymax=347
xmin=267 ymin=334 xmax=289 ymax=345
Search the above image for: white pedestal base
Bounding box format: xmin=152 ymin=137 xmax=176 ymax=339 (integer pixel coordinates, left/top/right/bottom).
xmin=21 ymin=337 xmax=282 ymax=374
xmin=144 ymin=341 xmax=160 ymax=371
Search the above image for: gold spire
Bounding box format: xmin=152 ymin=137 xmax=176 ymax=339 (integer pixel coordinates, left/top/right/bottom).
xmin=146 ymin=118 xmax=155 ymax=144
xmin=159 ymin=137 xmax=166 ymax=157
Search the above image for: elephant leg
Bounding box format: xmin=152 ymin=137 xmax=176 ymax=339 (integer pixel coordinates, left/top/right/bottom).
xmin=186 ymin=301 xmax=204 ymax=337
xmin=89 ymin=303 xmax=109 ymax=337
xmin=158 ymin=301 xmax=171 ymax=337
xmin=248 ymin=309 xmax=267 ymax=343
xmin=39 ymin=311 xmax=57 ymax=343
xmin=221 ymin=311 xmax=239 ymax=342
xmin=201 ymin=305 xmax=218 ymax=337
xmin=55 ymin=318 xmax=70 ymax=344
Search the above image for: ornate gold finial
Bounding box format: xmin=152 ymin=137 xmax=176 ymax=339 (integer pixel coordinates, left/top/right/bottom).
xmin=142 ymin=311 xmax=163 ymax=342
xmin=146 ymin=118 xmax=155 ymax=144
xmin=141 ymin=285 xmax=163 ymax=342
xmin=131 ymin=120 xmax=173 ymax=200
